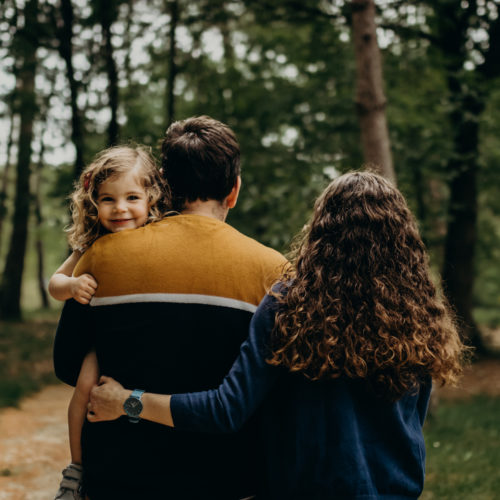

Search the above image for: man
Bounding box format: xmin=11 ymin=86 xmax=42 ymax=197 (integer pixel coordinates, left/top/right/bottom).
xmin=53 ymin=116 xmax=288 ymax=499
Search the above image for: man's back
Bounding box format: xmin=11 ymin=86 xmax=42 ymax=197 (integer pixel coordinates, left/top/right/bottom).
xmin=54 ymin=214 xmax=287 ymax=499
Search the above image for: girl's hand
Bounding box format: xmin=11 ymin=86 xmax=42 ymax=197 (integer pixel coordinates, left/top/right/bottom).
xmin=70 ymin=274 xmax=98 ymax=304
xmin=87 ymin=376 xmax=128 ymax=422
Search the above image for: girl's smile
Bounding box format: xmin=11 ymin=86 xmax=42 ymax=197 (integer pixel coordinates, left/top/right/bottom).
xmin=97 ymin=171 xmax=150 ymax=233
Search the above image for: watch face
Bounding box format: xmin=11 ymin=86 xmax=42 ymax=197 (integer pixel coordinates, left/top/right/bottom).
xmin=124 ymin=397 xmax=143 ymax=417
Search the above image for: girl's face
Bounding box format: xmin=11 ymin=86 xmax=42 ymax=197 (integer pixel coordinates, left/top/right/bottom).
xmin=96 ymin=170 xmax=150 ymax=233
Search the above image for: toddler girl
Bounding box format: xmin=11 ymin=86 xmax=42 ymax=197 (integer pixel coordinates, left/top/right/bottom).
xmin=49 ymin=146 xmax=170 ymax=500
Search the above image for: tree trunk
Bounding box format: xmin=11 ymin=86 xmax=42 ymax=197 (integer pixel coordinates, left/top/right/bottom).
xmin=430 ymin=1 xmax=487 ymax=353
xmin=0 ymin=0 xmax=39 ymax=320
xmin=166 ymin=0 xmax=178 ymax=127
xmin=33 ymin=139 xmax=49 ymax=309
xmin=442 ymin=76 xmax=486 ymax=353
xmin=351 ymin=0 xmax=395 ymax=183
xmin=100 ymin=4 xmax=119 ymax=146
xmin=0 ymin=108 xmax=16 ymax=251
xmin=58 ymin=0 xmax=85 ymax=178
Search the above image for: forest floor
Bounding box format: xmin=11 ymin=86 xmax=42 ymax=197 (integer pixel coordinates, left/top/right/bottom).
xmin=0 ymin=384 xmax=72 ymax=500
xmin=0 ymin=360 xmax=499 ymax=499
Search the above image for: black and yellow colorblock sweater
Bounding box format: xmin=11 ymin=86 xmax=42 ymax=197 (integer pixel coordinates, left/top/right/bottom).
xmin=53 ymin=214 xmax=288 ymax=500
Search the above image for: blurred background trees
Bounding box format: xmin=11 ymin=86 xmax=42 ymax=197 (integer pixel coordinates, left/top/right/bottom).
xmin=0 ymin=0 xmax=499 ymax=354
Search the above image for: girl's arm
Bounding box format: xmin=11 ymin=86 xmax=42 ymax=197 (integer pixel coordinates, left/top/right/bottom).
xmin=48 ymin=251 xmax=98 ymax=304
xmin=87 ymin=294 xmax=282 ymax=433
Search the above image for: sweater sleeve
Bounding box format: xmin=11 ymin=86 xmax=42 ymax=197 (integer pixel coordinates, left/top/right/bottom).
xmin=53 ymin=299 xmax=94 ymax=386
xmin=53 ymin=299 xmax=95 ymax=386
xmin=53 ymin=245 xmax=99 ymax=386
xmin=170 ymin=293 xmax=282 ymax=433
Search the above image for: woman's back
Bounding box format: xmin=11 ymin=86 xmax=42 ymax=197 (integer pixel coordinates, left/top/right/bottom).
xmin=257 ymin=330 xmax=431 ymax=499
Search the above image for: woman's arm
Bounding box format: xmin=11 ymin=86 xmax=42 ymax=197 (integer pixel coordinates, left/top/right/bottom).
xmin=48 ymin=251 xmax=98 ymax=303
xmin=87 ymin=294 xmax=282 ymax=433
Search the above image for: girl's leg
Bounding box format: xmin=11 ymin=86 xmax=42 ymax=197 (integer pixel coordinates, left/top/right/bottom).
xmin=68 ymin=350 xmax=99 ymax=465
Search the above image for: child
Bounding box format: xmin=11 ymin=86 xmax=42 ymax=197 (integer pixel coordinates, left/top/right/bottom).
xmin=88 ymin=171 xmax=467 ymax=499
xmin=49 ymin=146 xmax=170 ymax=500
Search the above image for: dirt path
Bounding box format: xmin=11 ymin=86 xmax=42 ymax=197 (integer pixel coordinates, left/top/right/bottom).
xmin=1 ymin=361 xmax=500 ymax=499
xmin=0 ymin=384 xmax=72 ymax=500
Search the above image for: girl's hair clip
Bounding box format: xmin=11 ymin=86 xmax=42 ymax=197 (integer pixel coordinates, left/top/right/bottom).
xmin=83 ymin=172 xmax=91 ymax=191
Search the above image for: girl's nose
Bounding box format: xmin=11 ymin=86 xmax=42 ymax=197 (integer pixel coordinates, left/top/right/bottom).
xmin=114 ymin=200 xmax=127 ymax=212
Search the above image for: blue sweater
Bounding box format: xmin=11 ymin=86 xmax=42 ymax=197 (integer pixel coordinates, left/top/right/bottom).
xmin=171 ymin=294 xmax=431 ymax=500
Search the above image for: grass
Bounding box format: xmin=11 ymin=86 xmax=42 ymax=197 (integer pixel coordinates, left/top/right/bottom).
xmin=422 ymin=396 xmax=500 ymax=499
xmin=0 ymin=313 xmax=60 ymax=407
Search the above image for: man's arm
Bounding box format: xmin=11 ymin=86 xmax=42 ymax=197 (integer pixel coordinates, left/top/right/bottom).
xmin=53 ymin=299 xmax=95 ymax=386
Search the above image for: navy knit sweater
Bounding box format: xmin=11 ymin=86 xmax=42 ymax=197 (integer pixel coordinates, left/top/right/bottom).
xmin=171 ymin=293 xmax=432 ymax=500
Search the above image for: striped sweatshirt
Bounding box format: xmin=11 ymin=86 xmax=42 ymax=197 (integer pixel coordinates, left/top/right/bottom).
xmin=53 ymin=214 xmax=288 ymax=500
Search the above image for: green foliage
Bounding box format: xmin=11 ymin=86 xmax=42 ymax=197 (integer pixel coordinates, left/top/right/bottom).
xmin=0 ymin=0 xmax=499 ymax=325
xmin=422 ymin=396 xmax=500 ymax=499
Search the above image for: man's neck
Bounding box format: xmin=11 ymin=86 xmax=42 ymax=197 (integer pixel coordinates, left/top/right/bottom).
xmin=181 ymin=199 xmax=228 ymax=222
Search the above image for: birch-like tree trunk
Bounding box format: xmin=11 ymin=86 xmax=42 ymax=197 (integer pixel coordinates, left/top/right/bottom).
xmin=351 ymin=0 xmax=395 ymax=182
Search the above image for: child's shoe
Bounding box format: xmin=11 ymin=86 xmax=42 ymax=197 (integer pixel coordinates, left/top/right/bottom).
xmin=54 ymin=463 xmax=84 ymax=500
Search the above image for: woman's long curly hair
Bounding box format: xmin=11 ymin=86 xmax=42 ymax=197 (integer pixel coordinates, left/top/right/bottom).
xmin=269 ymin=171 xmax=467 ymax=399
xmin=67 ymin=146 xmax=171 ymax=252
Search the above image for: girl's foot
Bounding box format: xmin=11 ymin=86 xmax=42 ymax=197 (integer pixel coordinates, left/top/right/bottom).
xmin=54 ymin=463 xmax=84 ymax=500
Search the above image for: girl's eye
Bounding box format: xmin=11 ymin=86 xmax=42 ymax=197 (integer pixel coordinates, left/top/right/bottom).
xmin=128 ymin=195 xmax=140 ymax=201
xmin=100 ymin=197 xmax=113 ymax=202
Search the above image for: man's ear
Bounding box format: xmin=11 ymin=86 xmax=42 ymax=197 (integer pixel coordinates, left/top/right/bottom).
xmin=225 ymin=176 xmax=241 ymax=209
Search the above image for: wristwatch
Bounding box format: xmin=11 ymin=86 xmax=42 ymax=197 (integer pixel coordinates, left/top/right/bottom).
xmin=123 ymin=389 xmax=145 ymax=423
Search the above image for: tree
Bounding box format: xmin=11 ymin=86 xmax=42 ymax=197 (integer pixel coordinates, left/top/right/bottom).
xmin=430 ymin=0 xmax=500 ymax=352
xmin=33 ymin=136 xmax=49 ymax=309
xmin=92 ymin=0 xmax=120 ymax=145
xmin=351 ymin=0 xmax=395 ymax=182
xmin=0 ymin=0 xmax=39 ymax=319
xmin=56 ymin=0 xmax=85 ymax=177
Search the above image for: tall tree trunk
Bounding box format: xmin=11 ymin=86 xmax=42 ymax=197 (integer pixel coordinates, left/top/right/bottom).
xmin=431 ymin=0 xmax=487 ymax=353
xmin=33 ymin=139 xmax=49 ymax=309
xmin=166 ymin=0 xmax=178 ymax=127
xmin=442 ymin=76 xmax=485 ymax=352
xmin=58 ymin=0 xmax=85 ymax=178
xmin=0 ymin=108 xmax=16 ymax=250
xmin=351 ymin=0 xmax=395 ymax=183
xmin=100 ymin=3 xmax=119 ymax=146
xmin=0 ymin=0 xmax=39 ymax=320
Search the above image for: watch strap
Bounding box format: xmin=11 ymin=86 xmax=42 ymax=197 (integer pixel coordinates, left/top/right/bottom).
xmin=126 ymin=389 xmax=144 ymax=423
xmin=130 ymin=389 xmax=144 ymax=400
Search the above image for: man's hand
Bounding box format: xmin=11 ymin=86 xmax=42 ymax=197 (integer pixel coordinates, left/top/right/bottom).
xmin=71 ymin=274 xmax=98 ymax=304
xmin=87 ymin=376 xmax=129 ymax=422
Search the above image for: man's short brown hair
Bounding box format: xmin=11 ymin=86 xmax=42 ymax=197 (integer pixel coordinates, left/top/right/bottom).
xmin=161 ymin=116 xmax=241 ymax=210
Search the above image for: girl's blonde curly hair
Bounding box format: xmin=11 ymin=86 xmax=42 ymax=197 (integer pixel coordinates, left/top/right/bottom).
xmin=67 ymin=146 xmax=171 ymax=251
